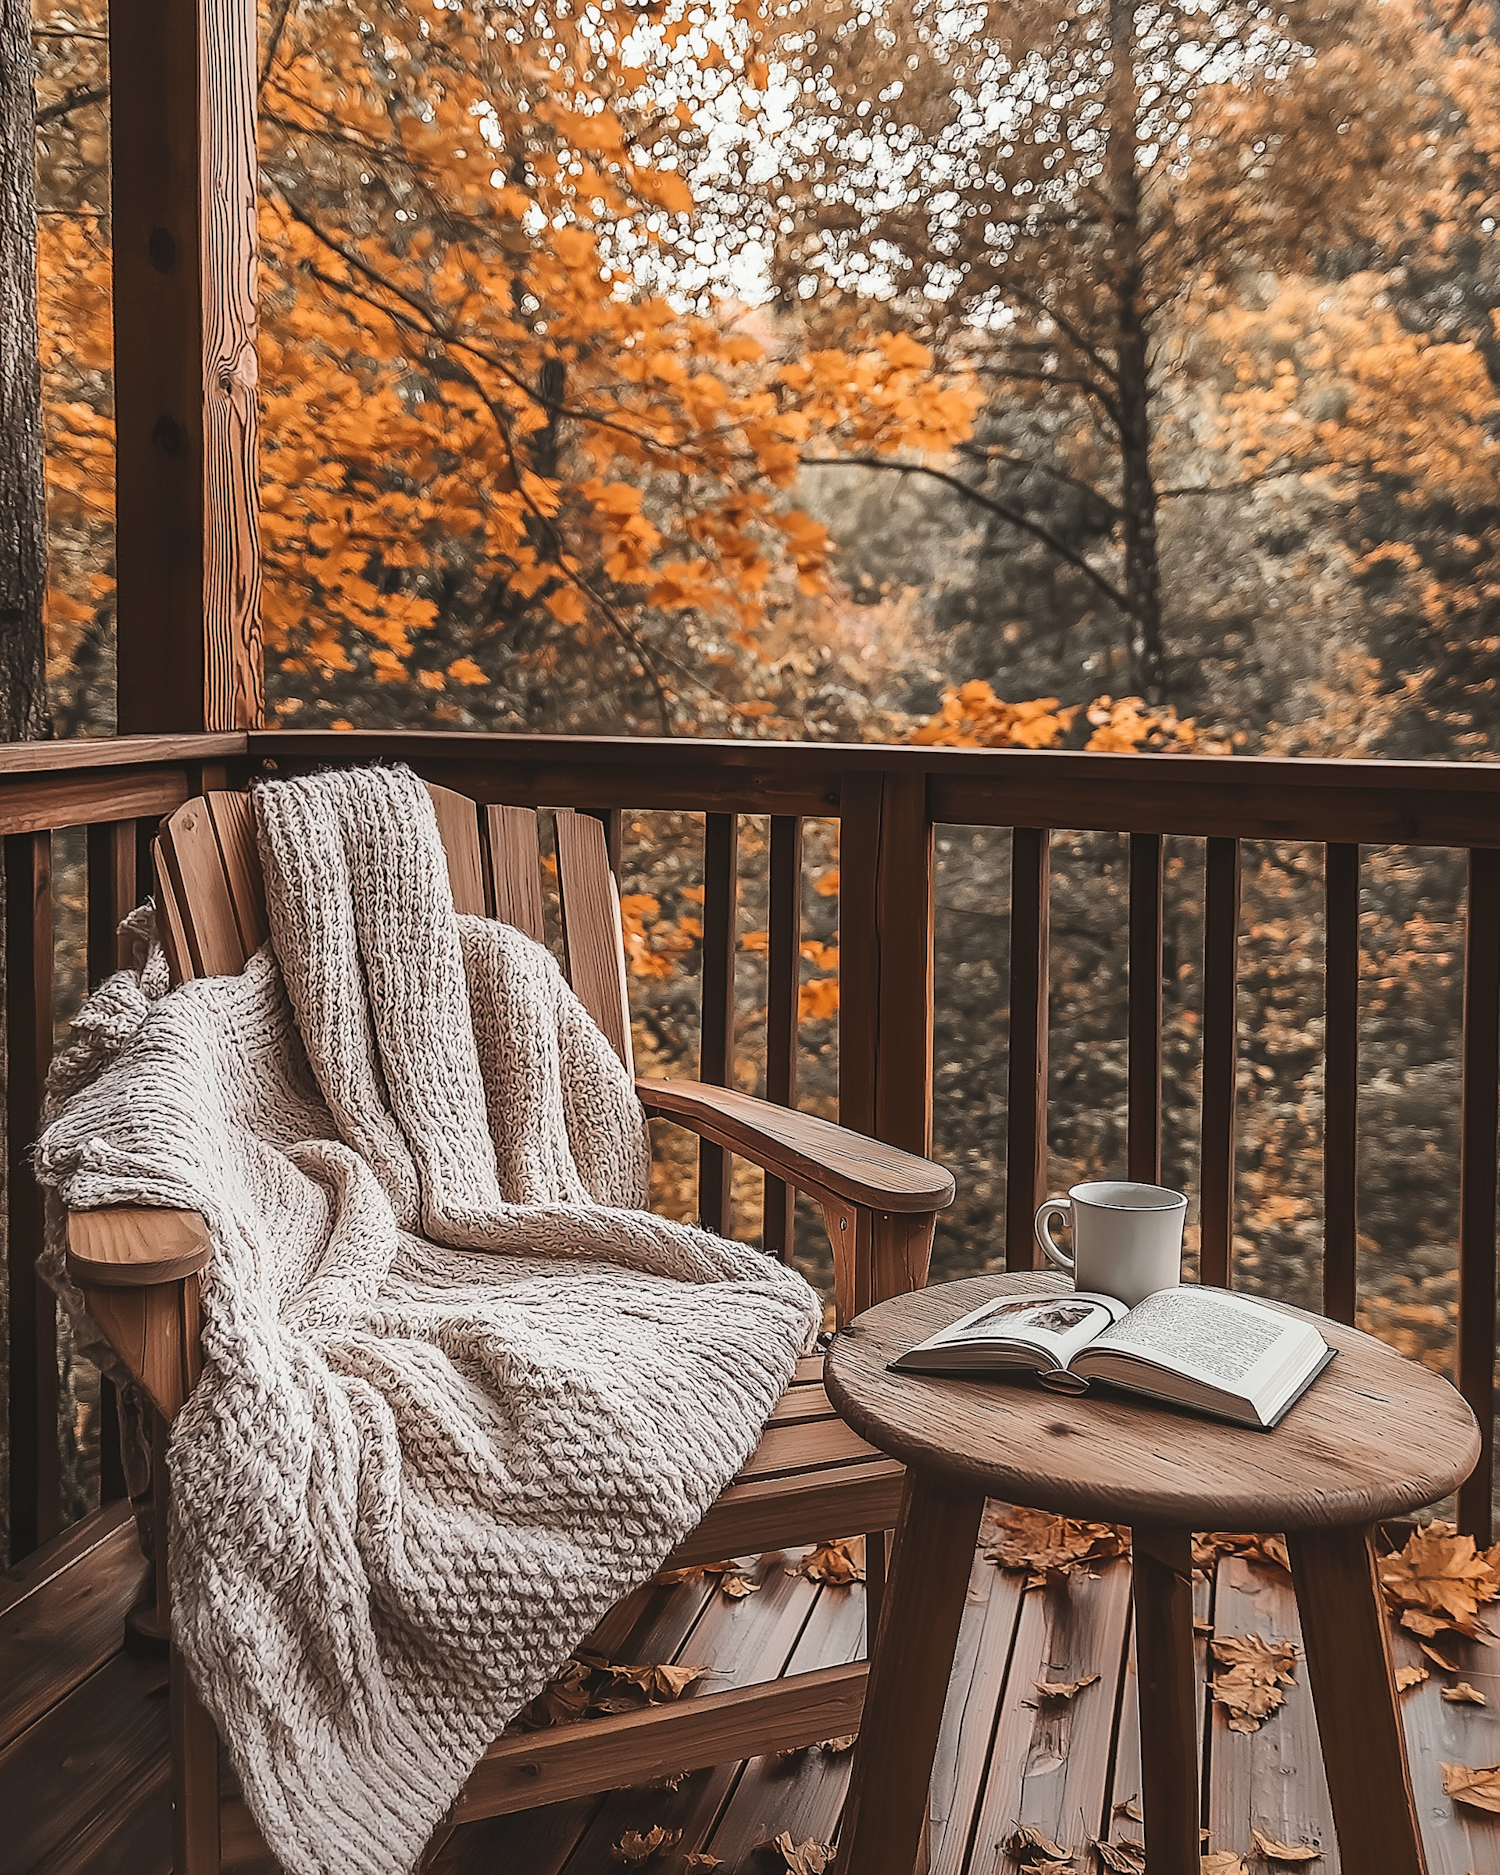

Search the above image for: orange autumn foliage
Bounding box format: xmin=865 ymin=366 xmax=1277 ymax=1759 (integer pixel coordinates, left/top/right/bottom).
xmin=34 ymin=0 xmax=978 ymax=729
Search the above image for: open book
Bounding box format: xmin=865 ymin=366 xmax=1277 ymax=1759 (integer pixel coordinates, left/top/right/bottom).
xmin=889 ymin=1285 xmax=1335 ymax=1430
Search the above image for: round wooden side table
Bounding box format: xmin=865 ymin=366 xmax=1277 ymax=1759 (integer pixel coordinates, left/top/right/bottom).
xmin=824 ymin=1273 xmax=1481 ymax=1875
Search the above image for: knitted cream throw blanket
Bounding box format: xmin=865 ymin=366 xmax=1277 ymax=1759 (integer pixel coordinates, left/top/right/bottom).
xmin=35 ymin=765 xmax=820 ymax=1875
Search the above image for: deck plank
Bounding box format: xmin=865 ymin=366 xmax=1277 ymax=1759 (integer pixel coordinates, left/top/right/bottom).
xmin=699 ymin=1570 xmax=870 ymax=1865
xmin=0 ymin=1651 xmax=169 ymax=1874
xmin=1207 ymin=1553 xmax=1338 ymax=1869
xmin=1390 ymin=1621 xmax=1500 ymax=1875
xmin=929 ymin=1536 xmax=1026 ymax=1875
xmin=967 ymin=1555 xmax=1134 ymax=1872
xmin=545 ymin=1546 xmax=830 ymax=1870
xmin=0 ymin=1511 xmax=148 ymax=1752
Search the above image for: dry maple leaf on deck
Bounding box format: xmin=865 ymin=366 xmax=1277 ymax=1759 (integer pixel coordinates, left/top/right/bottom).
xmin=683 ymin=1858 xmax=723 ymax=1871
xmin=757 ymin=1831 xmax=834 ymax=1874
xmin=655 ymin=1560 xmax=760 ymax=1600
xmin=821 ymin=1733 xmax=857 ymax=1753
xmin=1380 ymin=1522 xmax=1500 ymax=1641
xmin=1210 ymin=1633 xmax=1298 ymax=1732
xmin=1193 ymin=1532 xmax=1290 ymax=1574
xmin=1250 ymin=1827 xmax=1321 ymax=1860
xmin=1005 ymin=1823 xmax=1071 ymax=1861
xmin=1090 ymin=1838 xmax=1146 ymax=1871
xmin=1444 ymin=1681 xmax=1489 ymax=1704
xmin=513 ymin=1655 xmax=706 ymax=1729
xmin=1031 ymin=1673 xmax=1101 ymax=1703
xmin=1396 ymin=1664 xmax=1430 ymax=1691
xmin=1200 ymin=1855 xmax=1248 ymax=1875
xmin=984 ymin=1505 xmax=1130 ymax=1587
xmin=1442 ymin=1762 xmax=1500 ymax=1812
xmin=611 ymin=1825 xmax=682 ymax=1863
xmin=788 ymin=1537 xmax=865 ymax=1585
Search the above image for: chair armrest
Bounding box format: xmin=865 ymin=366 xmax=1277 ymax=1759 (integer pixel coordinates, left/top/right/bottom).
xmin=66 ymin=1207 xmax=213 ymax=1288
xmin=637 ymin=1080 xmax=954 ymax=1215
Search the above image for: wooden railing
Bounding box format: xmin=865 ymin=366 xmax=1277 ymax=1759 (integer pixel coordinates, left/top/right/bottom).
xmin=5 ymin=729 xmax=1500 ymax=1569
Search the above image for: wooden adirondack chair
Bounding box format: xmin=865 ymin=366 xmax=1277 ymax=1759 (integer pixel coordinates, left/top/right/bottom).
xmin=62 ymin=782 xmax=954 ymax=1873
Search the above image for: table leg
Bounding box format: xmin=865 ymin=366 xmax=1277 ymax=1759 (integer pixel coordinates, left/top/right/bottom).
xmin=1131 ymin=1524 xmax=1200 ymax=1875
xmin=836 ymin=1471 xmax=984 ymax=1875
xmin=1288 ymin=1525 xmax=1427 ymax=1875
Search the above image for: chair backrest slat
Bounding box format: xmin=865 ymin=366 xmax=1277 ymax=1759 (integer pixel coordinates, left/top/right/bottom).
xmin=554 ymin=809 xmax=634 ymax=1072
xmin=155 ymin=790 xmax=636 ymax=1079
xmin=485 ymin=804 xmax=546 ymax=941
xmin=424 ymin=782 xmax=488 ymax=916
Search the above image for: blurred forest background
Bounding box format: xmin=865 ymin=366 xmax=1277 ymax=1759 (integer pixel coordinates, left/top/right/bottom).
xmin=22 ymin=0 xmax=1500 ymax=1511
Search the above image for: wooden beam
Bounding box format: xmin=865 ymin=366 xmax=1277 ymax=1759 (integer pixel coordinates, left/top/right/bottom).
xmin=110 ymin=0 xmax=261 ymax=732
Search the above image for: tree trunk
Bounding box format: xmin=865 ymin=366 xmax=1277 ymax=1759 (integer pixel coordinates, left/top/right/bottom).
xmin=0 ymin=0 xmax=50 ymax=1573
xmin=0 ymin=0 xmax=52 ymax=742
xmin=1106 ymin=0 xmax=1167 ymax=705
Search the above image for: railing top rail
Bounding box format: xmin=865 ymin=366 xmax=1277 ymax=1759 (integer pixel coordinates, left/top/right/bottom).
xmin=250 ymin=731 xmax=1500 ymax=847
xmin=0 ymin=734 xmax=247 ymax=778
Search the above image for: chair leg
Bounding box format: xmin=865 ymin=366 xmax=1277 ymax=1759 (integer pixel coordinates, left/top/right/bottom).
xmin=1131 ymin=1524 xmax=1200 ymax=1875
xmin=836 ymin=1471 xmax=983 ymax=1875
xmin=1287 ymin=1525 xmax=1428 ymax=1875
xmin=172 ymin=1643 xmax=221 ymax=1873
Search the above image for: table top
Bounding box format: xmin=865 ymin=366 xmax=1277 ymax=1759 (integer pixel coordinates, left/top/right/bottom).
xmin=823 ymin=1273 xmax=1481 ymax=1531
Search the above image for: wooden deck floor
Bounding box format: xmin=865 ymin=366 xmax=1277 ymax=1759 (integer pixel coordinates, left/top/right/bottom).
xmin=6 ymin=1505 xmax=1500 ymax=1875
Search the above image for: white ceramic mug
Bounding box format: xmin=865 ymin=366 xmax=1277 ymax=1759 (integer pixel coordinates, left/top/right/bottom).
xmin=1034 ymin=1180 xmax=1187 ymax=1309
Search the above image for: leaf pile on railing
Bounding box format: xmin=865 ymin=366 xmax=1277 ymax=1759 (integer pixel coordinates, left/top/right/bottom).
xmin=1379 ymin=1520 xmax=1500 ymax=1656
xmin=982 ymin=1505 xmax=1130 ymax=1589
xmin=1210 ymin=1632 xmax=1299 ymax=1733
xmin=511 ymin=1653 xmax=707 ymax=1731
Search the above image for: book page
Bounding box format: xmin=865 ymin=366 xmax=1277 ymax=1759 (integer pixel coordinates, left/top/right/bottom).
xmin=1087 ymin=1285 xmax=1297 ymax=1389
xmin=919 ymin=1291 xmax=1124 ymax=1366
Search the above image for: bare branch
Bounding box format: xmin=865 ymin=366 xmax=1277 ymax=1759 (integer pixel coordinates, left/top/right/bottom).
xmin=801 ymin=454 xmax=1129 ymax=614
xmin=35 ymin=82 xmax=108 ymax=127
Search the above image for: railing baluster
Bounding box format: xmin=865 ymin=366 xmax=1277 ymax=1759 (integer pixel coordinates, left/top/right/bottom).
xmin=762 ymin=816 xmax=803 ymax=1261
xmin=1324 ymin=843 xmax=1360 ymax=1325
xmin=6 ymin=829 xmax=58 ymax=1559
xmin=873 ymin=773 xmax=935 ymax=1159
xmin=698 ymin=813 xmax=738 ymax=1235
xmin=86 ymin=821 xmax=141 ymax=1505
xmin=1007 ymin=828 xmax=1050 ymax=1272
xmin=1199 ymin=836 xmax=1241 ymax=1289
xmin=1128 ymin=833 xmax=1164 ymax=1185
xmin=1459 ymin=846 xmax=1500 ymax=1541
xmin=838 ymin=774 xmax=883 ymax=1141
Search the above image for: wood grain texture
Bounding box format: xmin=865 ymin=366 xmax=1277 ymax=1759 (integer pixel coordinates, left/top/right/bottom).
xmin=825 ymin=1273 xmax=1479 ymax=1530
xmin=424 ymin=784 xmax=487 ymax=915
xmin=966 ymin=1552 xmax=1132 ymax=1873
xmin=554 ymin=808 xmax=633 ymax=1070
xmin=1459 ymin=845 xmax=1500 ymax=1542
xmin=1006 ymin=828 xmax=1049 ymax=1272
xmin=875 ymin=770 xmax=935 ymax=1158
xmin=1389 ymin=1618 xmax=1500 ymax=1875
xmin=1131 ymin=1525 xmax=1200 ymax=1875
xmin=202 ymin=793 xmax=267 ymax=959
xmin=0 ymin=1509 xmax=148 ymax=1752
xmin=156 ymin=797 xmax=248 ymax=977
xmin=0 ymin=767 xmax=194 ymax=840
xmin=1288 ymin=1526 xmax=1427 ymax=1875
xmin=87 ymin=821 xmax=139 ymax=986
xmin=698 ymin=812 xmax=738 ymax=1234
xmin=639 ymin=1080 xmax=953 ymax=1211
xmin=1109 ymin=1555 xmax=1211 ymax=1855
xmin=1207 ymin=1552 xmax=1336 ymax=1869
xmin=484 ymin=804 xmax=545 ymax=939
xmin=171 ymin=1644 xmax=220 ymax=1875
xmin=0 ymin=736 xmax=244 ymax=777
xmin=665 ymin=1457 xmax=906 ymax=1573
xmin=835 ymin=1471 xmax=985 ymax=1875
xmin=1199 ymin=836 xmax=1242 ymax=1289
xmin=1323 ymin=843 xmax=1360 ymax=1325
xmin=763 ymin=814 xmax=803 ymax=1259
xmin=7 ymin=828 xmax=58 ymax=1558
xmin=453 ymin=1663 xmax=867 ymax=1821
xmin=838 ymin=770 xmax=884 ymax=1139
xmin=111 ymin=0 xmax=261 ymax=734
xmin=66 ymin=1209 xmax=214 ymax=1288
xmin=76 ymin=1282 xmax=196 ymax=1422
xmin=1128 ymin=832 xmax=1164 ymax=1184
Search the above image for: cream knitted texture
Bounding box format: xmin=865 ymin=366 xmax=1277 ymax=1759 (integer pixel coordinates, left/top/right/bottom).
xmin=34 ymin=765 xmax=820 ymax=1875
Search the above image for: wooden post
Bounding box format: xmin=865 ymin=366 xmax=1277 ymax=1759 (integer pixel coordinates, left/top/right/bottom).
xmin=109 ymin=0 xmax=262 ymax=732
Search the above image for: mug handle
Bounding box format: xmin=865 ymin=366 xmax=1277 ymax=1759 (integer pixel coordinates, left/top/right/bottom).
xmin=1034 ymin=1197 xmax=1075 ymax=1273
